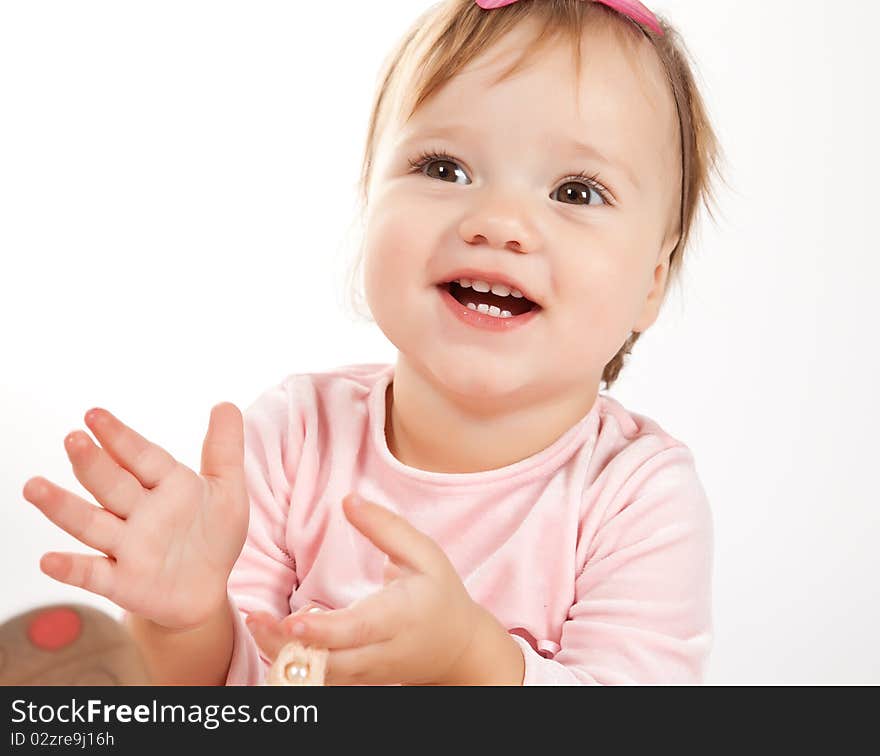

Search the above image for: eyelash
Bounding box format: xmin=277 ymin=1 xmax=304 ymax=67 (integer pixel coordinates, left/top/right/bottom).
xmin=406 ymin=149 xmax=615 ymax=206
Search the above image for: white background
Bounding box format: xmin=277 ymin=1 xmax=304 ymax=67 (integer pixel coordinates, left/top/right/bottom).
xmin=1 ymin=1 xmax=877 ymax=685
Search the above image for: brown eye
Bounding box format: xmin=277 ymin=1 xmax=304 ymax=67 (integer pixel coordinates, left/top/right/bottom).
xmin=424 ymin=159 xmax=469 ymax=184
xmin=554 ymin=180 xmax=607 ymax=207
xmin=410 ymin=151 xmax=472 ymax=185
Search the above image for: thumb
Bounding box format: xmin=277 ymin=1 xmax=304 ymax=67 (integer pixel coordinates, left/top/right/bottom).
xmin=342 ymin=494 xmax=437 ymax=575
xmin=382 ymin=555 xmax=403 ymax=585
xmin=200 ymin=402 xmax=244 ymax=482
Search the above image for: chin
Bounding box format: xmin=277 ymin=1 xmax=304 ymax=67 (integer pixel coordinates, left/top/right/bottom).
xmin=418 ymin=346 xmax=539 ymax=406
xmin=373 ymin=303 xmax=542 ymax=404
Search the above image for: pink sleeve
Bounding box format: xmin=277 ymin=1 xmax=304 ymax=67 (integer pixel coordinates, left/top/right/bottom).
xmin=225 ymin=382 xmax=302 ymax=686
xmin=513 ymin=445 xmax=714 ymax=685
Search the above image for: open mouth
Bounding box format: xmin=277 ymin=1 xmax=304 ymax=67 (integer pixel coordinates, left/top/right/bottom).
xmin=439 ymin=281 xmax=541 ymax=318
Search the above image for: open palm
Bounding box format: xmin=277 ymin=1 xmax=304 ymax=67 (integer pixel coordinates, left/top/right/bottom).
xmin=22 ymin=403 xmax=249 ymax=631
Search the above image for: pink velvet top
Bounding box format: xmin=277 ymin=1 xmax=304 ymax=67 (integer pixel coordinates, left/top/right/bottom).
xmin=225 ymin=363 xmax=714 ymax=685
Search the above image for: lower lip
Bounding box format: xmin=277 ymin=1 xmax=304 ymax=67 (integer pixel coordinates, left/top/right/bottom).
xmin=438 ymin=285 xmax=541 ymax=332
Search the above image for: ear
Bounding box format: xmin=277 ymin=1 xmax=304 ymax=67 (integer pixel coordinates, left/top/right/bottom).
xmin=632 ymin=231 xmax=679 ymax=334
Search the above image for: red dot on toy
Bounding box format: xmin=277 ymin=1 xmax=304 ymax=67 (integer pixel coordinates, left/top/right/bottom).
xmin=27 ymin=607 xmax=82 ymax=651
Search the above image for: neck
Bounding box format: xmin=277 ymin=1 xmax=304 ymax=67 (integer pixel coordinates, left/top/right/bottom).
xmin=384 ymin=354 xmax=599 ymax=474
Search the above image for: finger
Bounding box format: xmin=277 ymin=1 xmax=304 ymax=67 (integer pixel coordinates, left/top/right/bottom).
xmin=323 ymin=640 xmax=397 ymax=686
xmin=246 ymin=606 xmax=326 ymax=664
xmin=284 ymin=590 xmax=399 ymax=650
xmin=64 ymin=429 xmax=148 ymax=519
xmin=200 ymin=403 xmax=244 ymax=485
xmin=343 ymin=494 xmax=440 ymax=574
xmin=23 ymin=477 xmax=124 ymax=556
xmin=293 ymin=603 xmax=329 ymax=617
xmin=39 ymin=551 xmax=116 ymax=601
xmin=245 ymin=613 xmax=290 ymax=663
xmin=83 ymin=408 xmax=178 ymax=491
xmin=383 ymin=555 xmax=403 ymax=585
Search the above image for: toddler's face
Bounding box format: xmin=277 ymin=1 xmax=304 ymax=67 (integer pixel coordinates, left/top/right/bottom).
xmin=362 ymin=19 xmax=681 ymax=406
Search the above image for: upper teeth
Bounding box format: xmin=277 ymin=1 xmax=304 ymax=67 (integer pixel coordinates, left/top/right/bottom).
xmin=457 ymin=278 xmax=525 ymax=299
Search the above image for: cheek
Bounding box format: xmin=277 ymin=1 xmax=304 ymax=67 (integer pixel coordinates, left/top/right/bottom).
xmin=561 ymin=249 xmax=630 ymax=312
xmin=363 ymin=201 xmax=429 ymax=319
xmin=552 ymin=243 xmax=651 ymax=352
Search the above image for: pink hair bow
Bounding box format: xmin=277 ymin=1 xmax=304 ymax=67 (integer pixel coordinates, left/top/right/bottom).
xmin=475 ymin=0 xmax=664 ymax=37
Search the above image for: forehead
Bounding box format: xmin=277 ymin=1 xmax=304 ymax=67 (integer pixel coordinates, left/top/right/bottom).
xmin=394 ymin=19 xmax=680 ymax=184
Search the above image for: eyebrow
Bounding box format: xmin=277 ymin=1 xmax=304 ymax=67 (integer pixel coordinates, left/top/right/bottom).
xmin=395 ymin=123 xmax=641 ymax=192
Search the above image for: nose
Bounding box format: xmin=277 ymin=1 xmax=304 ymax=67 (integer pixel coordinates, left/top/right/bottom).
xmin=458 ymin=193 xmax=541 ymax=254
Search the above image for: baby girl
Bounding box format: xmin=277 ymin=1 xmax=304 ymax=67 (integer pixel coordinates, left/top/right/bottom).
xmin=21 ymin=0 xmax=723 ymax=685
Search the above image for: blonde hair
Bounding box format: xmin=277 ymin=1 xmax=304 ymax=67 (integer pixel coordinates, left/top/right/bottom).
xmin=347 ymin=0 xmax=726 ymax=390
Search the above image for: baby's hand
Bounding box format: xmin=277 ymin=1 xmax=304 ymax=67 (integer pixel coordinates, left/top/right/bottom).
xmin=22 ymin=404 xmax=249 ymax=632
xmin=250 ymin=494 xmax=485 ymax=686
xmin=246 ymin=603 xmax=328 ymax=666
